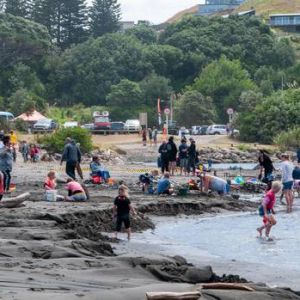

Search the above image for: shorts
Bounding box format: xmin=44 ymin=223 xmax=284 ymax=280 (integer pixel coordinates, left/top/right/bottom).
xmin=69 ymin=193 xmax=87 ymax=201
xmin=116 ymin=214 xmax=130 ymax=232
xmin=258 ymin=205 xmax=271 ymax=217
xmin=283 ymin=181 xmax=293 ymax=191
xmin=180 ymin=158 xmax=188 ymax=168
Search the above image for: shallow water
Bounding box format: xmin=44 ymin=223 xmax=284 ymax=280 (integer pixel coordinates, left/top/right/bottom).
xmin=126 ymin=204 xmax=300 ymax=288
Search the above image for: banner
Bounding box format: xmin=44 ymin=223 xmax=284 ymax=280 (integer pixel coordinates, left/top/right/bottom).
xmin=157 ymin=98 xmax=162 ymax=125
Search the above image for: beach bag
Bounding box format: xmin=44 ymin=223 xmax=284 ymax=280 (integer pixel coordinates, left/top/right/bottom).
xmin=92 ymin=175 xmax=102 ymax=184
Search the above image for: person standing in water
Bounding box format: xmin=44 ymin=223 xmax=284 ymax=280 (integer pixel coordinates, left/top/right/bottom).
xmin=281 ymin=153 xmax=294 ymax=213
xmin=113 ymin=185 xmax=136 ymax=240
xmin=257 ymin=181 xmax=281 ymax=241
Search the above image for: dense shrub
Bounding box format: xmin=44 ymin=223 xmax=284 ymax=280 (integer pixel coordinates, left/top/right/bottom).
xmin=38 ymin=127 xmax=93 ymax=153
xmin=274 ymin=128 xmax=300 ymax=151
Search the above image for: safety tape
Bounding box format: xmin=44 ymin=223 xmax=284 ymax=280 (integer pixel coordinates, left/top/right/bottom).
xmin=18 ymin=164 xmax=158 ymax=174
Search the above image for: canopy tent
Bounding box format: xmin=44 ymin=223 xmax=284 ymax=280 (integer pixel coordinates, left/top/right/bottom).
xmin=15 ymin=110 xmax=47 ymax=122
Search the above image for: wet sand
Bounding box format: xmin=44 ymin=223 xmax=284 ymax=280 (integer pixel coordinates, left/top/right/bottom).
xmin=1 ymin=143 xmax=299 ymax=299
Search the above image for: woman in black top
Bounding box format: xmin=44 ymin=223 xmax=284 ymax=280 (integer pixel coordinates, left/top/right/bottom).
xmin=113 ymin=185 xmax=136 ymax=240
xmin=167 ymin=136 xmax=178 ymax=176
xmin=258 ymin=150 xmax=275 ymax=190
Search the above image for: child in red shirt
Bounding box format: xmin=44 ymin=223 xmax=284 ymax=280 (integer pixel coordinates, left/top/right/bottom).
xmin=44 ymin=171 xmax=57 ymax=190
xmin=257 ymin=181 xmax=281 ymax=240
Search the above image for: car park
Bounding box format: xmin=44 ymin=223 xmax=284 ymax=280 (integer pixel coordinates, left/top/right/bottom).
xmin=111 ymin=122 xmax=125 ymax=133
xmin=81 ymin=123 xmax=94 ymax=130
xmin=199 ymin=125 xmax=208 ymax=135
xmin=191 ymin=126 xmax=201 ymax=135
xmin=124 ymin=120 xmax=141 ymax=131
xmin=206 ymin=125 xmax=227 ymax=135
xmin=64 ymin=121 xmax=78 ymax=128
xmin=33 ymin=119 xmax=57 ymax=132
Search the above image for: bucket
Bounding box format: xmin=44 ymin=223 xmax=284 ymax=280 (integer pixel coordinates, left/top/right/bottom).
xmin=45 ymin=190 xmax=57 ymax=202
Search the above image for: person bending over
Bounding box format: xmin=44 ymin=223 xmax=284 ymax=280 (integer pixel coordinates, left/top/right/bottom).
xmin=202 ymin=174 xmax=230 ymax=195
xmin=113 ymin=185 xmax=136 ymax=240
xmin=65 ymin=178 xmax=87 ymax=201
xmin=157 ymin=172 xmax=173 ymax=195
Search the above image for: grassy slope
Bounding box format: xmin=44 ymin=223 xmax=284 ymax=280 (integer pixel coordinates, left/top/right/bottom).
xmin=236 ymin=0 xmax=300 ymax=18
xmin=166 ymin=5 xmax=199 ymax=23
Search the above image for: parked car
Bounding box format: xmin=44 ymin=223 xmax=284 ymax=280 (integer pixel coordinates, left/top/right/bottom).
xmin=178 ymin=127 xmax=190 ymax=136
xmin=81 ymin=123 xmax=94 ymax=130
xmin=124 ymin=120 xmax=141 ymax=131
xmin=64 ymin=121 xmax=78 ymax=128
xmin=206 ymin=125 xmax=227 ymax=135
xmin=111 ymin=122 xmax=125 ymax=133
xmin=33 ymin=119 xmax=57 ymax=131
xmin=199 ymin=125 xmax=208 ymax=135
xmin=191 ymin=126 xmax=201 ymax=135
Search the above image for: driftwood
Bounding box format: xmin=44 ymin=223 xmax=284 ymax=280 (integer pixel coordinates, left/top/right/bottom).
xmin=0 ymin=193 xmax=30 ymax=208
xmin=146 ymin=291 xmax=201 ymax=300
xmin=200 ymin=283 xmax=254 ymax=292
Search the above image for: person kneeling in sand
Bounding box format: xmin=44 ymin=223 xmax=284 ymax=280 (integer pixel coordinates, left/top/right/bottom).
xmin=156 ymin=172 xmax=173 ymax=195
xmin=113 ymin=185 xmax=136 ymax=240
xmin=257 ymin=181 xmax=281 ymax=241
xmin=202 ymin=174 xmax=230 ymax=195
xmin=44 ymin=171 xmax=65 ymax=201
xmin=65 ymin=178 xmax=87 ymax=201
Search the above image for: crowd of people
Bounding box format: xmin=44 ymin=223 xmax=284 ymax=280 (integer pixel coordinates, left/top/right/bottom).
xmin=1 ymin=129 xmax=300 ymax=241
xmin=158 ymin=137 xmax=198 ymax=177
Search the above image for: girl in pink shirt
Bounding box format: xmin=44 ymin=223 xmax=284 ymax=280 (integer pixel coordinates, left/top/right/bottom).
xmin=65 ymin=178 xmax=87 ymax=201
xmin=257 ymin=181 xmax=281 ymax=240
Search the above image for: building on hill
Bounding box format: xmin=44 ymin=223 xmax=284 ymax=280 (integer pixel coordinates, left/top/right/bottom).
xmin=197 ymin=0 xmax=246 ymax=16
xmin=269 ymin=13 xmax=300 ymax=32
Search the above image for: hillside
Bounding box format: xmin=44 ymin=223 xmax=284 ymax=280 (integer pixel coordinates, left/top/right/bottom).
xmin=166 ymin=5 xmax=199 ymax=23
xmin=235 ymin=0 xmax=300 ymax=18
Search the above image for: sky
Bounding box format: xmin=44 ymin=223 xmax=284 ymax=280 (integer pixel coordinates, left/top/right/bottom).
xmin=88 ymin=1 xmax=205 ymax=24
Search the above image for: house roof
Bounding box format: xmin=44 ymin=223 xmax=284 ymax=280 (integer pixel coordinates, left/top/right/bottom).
xmin=270 ymin=13 xmax=300 ymax=17
xmin=15 ymin=110 xmax=47 ymax=122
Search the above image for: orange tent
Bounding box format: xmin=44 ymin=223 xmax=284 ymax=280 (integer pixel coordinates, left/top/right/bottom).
xmin=15 ymin=110 xmax=47 ymax=122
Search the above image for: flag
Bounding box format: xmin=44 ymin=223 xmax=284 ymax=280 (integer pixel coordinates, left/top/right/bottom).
xmin=157 ymin=98 xmax=162 ymax=125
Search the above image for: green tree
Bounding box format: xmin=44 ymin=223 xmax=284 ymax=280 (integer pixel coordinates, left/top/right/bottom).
xmin=126 ymin=25 xmax=157 ymax=44
xmin=106 ymin=79 xmax=142 ymax=107
xmin=139 ymin=73 xmax=172 ymax=106
xmin=238 ymin=89 xmax=300 ymax=143
xmin=32 ymin=0 xmax=88 ymax=48
xmin=0 ymin=14 xmax=51 ymax=68
xmin=5 ymin=0 xmax=31 ymax=17
xmin=191 ymin=56 xmax=256 ymax=121
xmin=239 ymin=90 xmax=263 ymax=111
xmin=174 ymin=90 xmax=216 ymax=127
xmin=90 ymin=0 xmax=120 ymax=37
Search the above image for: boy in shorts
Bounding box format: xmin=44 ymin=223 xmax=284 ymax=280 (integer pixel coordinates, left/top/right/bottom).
xmin=113 ymin=185 xmax=136 ymax=240
xmin=257 ymin=181 xmax=281 ymax=240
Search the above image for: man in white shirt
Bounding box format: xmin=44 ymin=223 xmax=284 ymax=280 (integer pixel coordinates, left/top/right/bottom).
xmin=281 ymin=153 xmax=294 ymax=213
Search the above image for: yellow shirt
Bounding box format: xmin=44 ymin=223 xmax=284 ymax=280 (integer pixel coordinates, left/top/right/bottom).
xmin=10 ymin=133 xmax=17 ymax=145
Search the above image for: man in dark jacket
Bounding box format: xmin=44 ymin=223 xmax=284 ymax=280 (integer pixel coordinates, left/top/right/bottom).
xmin=159 ymin=140 xmax=169 ymax=174
xmin=60 ymin=138 xmax=81 ymax=179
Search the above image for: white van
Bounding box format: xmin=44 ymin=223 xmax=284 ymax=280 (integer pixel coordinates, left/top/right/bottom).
xmin=124 ymin=120 xmax=141 ymax=131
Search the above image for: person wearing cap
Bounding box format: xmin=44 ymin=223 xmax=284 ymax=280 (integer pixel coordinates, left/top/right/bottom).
xmin=281 ymin=153 xmax=294 ymax=213
xmin=60 ymin=137 xmax=81 ymax=179
xmin=158 ymin=140 xmax=169 ymax=174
